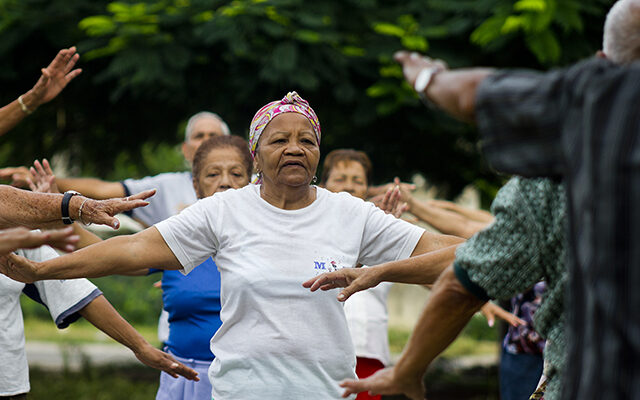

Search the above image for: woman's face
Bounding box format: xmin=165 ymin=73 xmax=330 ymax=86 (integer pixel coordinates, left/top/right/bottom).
xmin=324 ymin=160 xmax=368 ymax=200
xmin=255 ymin=113 xmax=320 ymax=188
xmin=193 ymin=147 xmax=251 ymax=199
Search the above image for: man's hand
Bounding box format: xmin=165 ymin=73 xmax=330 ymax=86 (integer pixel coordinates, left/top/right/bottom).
xmin=480 ymin=302 xmax=526 ymax=328
xmin=393 ymin=51 xmax=447 ymax=90
xmin=0 ymin=226 xmax=78 ymax=255
xmin=133 ymin=343 xmax=199 ymax=381
xmin=302 ymin=267 xmax=382 ymax=301
xmin=0 ymin=166 xmax=30 ymax=188
xmin=0 ymin=252 xmax=41 ymax=283
xmin=339 ymin=367 xmax=425 ymax=399
xmin=25 ymin=47 xmax=82 ymax=109
xmin=75 ymin=189 xmax=156 ymax=229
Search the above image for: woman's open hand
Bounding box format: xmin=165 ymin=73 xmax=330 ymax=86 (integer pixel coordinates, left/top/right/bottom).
xmin=302 ymin=267 xmax=382 ymax=301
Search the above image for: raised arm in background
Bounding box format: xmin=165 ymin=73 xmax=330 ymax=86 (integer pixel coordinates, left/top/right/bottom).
xmin=0 ymin=47 xmax=82 ymax=137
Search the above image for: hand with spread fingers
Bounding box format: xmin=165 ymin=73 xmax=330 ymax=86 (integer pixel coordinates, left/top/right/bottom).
xmin=0 ymin=226 xmax=79 ymax=255
xmin=29 ymin=159 xmax=60 ymax=194
xmin=27 ymin=46 xmax=82 ymax=108
xmin=339 ymin=366 xmax=425 ymax=400
xmin=302 ymin=267 xmax=382 ymax=302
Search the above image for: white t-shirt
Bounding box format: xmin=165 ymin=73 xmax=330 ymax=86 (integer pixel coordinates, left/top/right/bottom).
xmin=155 ymin=184 xmax=424 ymax=399
xmin=0 ymin=246 xmax=100 ymax=396
xmin=344 ymin=279 xmax=393 ymax=366
xmin=122 ymin=171 xmax=197 ymax=226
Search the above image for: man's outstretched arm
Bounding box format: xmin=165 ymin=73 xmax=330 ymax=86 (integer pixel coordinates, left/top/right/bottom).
xmin=339 ymin=265 xmax=485 ymax=399
xmin=394 ymin=51 xmax=493 ymax=123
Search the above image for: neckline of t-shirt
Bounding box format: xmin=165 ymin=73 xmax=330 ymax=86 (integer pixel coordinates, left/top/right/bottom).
xmin=250 ymin=184 xmax=325 ymax=215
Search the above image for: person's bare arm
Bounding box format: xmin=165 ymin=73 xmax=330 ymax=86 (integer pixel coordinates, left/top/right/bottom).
xmin=0 ymin=47 xmax=82 ymax=137
xmin=56 ymin=178 xmax=126 ymax=199
xmin=0 ymin=227 xmax=180 ymax=283
xmin=410 ymin=231 xmax=465 ymax=255
xmin=0 ymin=185 xmax=153 ymax=230
xmin=405 ymin=198 xmax=491 ymax=239
xmin=394 ymin=51 xmax=493 ymax=123
xmin=428 ymin=199 xmax=494 ymax=223
xmin=303 ymin=244 xmax=459 ymax=301
xmin=339 ymin=266 xmax=486 ymax=399
xmin=78 ymin=295 xmax=198 ymax=381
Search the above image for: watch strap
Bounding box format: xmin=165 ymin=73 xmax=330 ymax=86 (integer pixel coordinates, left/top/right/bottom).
xmin=61 ymin=191 xmax=80 ymax=225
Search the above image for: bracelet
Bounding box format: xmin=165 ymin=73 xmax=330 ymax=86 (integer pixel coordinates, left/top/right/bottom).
xmin=78 ymin=198 xmax=92 ymax=226
xmin=17 ymin=95 xmax=34 ymax=115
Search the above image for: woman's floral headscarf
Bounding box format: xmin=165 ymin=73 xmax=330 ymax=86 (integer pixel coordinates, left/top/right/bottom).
xmin=248 ymin=91 xmax=321 ymax=160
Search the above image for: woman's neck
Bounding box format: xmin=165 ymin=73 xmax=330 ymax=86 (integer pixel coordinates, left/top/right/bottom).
xmin=259 ymin=181 xmax=316 ymax=210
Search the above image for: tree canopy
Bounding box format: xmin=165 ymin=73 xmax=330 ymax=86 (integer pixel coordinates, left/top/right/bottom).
xmin=0 ymin=0 xmax=611 ymax=198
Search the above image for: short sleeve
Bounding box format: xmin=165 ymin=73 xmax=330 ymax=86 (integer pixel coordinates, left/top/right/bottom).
xmin=122 ymin=172 xmax=195 ymax=226
xmin=18 ymin=246 xmax=102 ymax=329
xmin=155 ymin=196 xmax=220 ymax=274
xmin=453 ymin=178 xmax=547 ymax=300
xmin=476 ymin=69 xmax=567 ymax=177
xmin=357 ymin=202 xmax=424 ymax=266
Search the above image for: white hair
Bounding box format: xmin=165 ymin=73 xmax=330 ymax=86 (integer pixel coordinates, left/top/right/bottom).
xmin=603 ymin=0 xmax=640 ymax=64
xmin=184 ymin=111 xmax=230 ymax=141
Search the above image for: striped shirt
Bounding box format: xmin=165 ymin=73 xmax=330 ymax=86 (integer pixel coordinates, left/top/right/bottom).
xmin=475 ymin=57 xmax=640 ymax=400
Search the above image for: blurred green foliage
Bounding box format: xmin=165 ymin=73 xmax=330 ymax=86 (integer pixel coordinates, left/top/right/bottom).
xmin=21 ymin=273 xmax=163 ymax=325
xmin=0 ymin=0 xmax=610 ymax=198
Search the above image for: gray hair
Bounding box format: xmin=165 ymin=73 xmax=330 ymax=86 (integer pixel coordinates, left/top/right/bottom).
xmin=603 ymin=0 xmax=640 ymax=65
xmin=184 ymin=111 xmax=230 ymax=141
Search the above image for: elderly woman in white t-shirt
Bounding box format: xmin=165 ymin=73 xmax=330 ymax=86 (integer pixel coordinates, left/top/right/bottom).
xmin=0 ymin=92 xmax=462 ymax=400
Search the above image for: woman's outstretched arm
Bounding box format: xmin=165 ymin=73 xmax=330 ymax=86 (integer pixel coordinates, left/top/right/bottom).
xmin=0 ymin=227 xmax=180 ymax=283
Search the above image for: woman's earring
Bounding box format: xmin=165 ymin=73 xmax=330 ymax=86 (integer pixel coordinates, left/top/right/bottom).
xmin=311 ymin=175 xmax=318 ymax=184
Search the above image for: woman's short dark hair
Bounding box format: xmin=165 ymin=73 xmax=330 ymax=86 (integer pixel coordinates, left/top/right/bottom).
xmin=192 ymin=136 xmax=253 ymax=180
xmin=320 ymin=149 xmax=373 ymax=185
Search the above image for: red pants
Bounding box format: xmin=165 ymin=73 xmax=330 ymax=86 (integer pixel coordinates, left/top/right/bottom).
xmin=355 ymin=357 xmax=385 ymax=400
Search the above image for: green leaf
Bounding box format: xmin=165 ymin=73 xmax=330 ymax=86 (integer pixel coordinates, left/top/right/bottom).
xmin=501 ymin=15 xmax=525 ymax=34
xmin=401 ymin=35 xmax=428 ymax=52
xmin=514 ymin=0 xmax=547 ymax=12
xmin=470 ymin=15 xmax=507 ymax=46
xmin=372 ymin=22 xmax=404 ymax=37
xmin=78 ymin=16 xmax=117 ymax=37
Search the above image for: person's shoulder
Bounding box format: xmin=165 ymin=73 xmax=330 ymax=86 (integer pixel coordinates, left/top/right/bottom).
xmin=202 ymin=184 xmax=257 ymax=206
xmin=317 ymin=187 xmax=366 ymax=205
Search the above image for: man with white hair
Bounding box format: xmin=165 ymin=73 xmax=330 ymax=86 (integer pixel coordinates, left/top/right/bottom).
xmin=337 ymin=1 xmax=640 ymax=399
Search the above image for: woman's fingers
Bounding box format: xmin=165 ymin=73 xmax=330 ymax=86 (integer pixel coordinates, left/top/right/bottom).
xmin=127 ymin=189 xmax=157 ymax=201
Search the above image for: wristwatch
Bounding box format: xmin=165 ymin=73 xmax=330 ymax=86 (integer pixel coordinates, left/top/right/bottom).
xmin=61 ymin=190 xmax=81 ymax=224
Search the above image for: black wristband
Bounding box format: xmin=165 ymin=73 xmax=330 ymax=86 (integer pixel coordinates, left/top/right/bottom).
xmin=61 ymin=191 xmax=81 ymax=225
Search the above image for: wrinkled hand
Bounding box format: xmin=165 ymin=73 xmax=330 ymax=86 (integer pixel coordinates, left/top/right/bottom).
xmin=0 ymin=226 xmax=78 ymax=255
xmin=340 ymin=367 xmax=426 ymax=399
xmin=29 ymin=47 xmax=82 ymax=107
xmin=393 ymin=51 xmax=448 ymax=90
xmin=0 ymin=252 xmax=42 ymax=283
xmin=133 ymin=343 xmax=199 ymax=381
xmin=302 ymin=267 xmax=381 ymax=301
xmin=0 ymin=166 xmax=31 ymax=188
xmin=29 ymin=159 xmax=60 ymax=194
xmin=480 ymin=302 xmax=526 ymax=328
xmin=79 ymin=189 xmax=156 ymax=228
